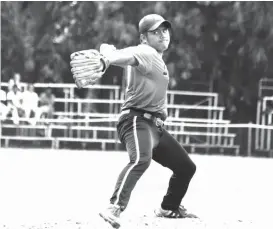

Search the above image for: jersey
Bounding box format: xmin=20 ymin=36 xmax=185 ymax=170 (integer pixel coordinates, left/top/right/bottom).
xmin=7 ymin=90 xmax=22 ymax=108
xmin=121 ymin=44 xmax=169 ymax=119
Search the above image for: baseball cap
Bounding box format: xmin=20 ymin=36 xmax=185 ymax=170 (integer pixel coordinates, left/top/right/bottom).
xmin=139 ymin=14 xmax=171 ymax=34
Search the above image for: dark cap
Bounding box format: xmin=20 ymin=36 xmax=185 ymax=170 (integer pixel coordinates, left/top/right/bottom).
xmin=139 ymin=14 xmax=171 ymax=34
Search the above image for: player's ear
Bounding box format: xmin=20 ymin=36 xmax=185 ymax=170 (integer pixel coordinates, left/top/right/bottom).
xmin=140 ymin=33 xmax=147 ymax=44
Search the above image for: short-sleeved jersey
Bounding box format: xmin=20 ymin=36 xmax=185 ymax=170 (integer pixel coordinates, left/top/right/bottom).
xmin=7 ymin=91 xmax=22 ymax=107
xmin=121 ymin=44 xmax=169 ymax=119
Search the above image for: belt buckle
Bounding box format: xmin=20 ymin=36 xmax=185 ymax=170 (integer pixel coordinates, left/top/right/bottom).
xmin=120 ymin=109 xmax=130 ymax=116
xmin=143 ymin=113 xmax=152 ymax=119
xmin=155 ymin=118 xmax=164 ymax=128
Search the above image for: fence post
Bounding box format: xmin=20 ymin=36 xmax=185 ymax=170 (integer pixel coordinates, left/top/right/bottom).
xmin=247 ymin=123 xmax=252 ymax=157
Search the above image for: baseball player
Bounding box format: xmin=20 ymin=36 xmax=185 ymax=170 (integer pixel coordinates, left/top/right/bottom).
xmin=70 ymin=14 xmax=197 ymax=229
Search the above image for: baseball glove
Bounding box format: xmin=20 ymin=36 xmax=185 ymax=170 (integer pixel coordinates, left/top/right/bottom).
xmin=70 ymin=49 xmax=110 ymax=88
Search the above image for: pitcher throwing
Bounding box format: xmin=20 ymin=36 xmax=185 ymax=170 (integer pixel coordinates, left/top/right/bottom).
xmin=70 ymin=14 xmax=197 ymax=229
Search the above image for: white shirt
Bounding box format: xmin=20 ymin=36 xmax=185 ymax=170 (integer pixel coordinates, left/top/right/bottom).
xmin=0 ymin=90 xmax=6 ymax=101
xmin=22 ymin=91 xmax=39 ymax=109
xmin=7 ymin=90 xmax=22 ymax=107
xmin=8 ymin=79 xmax=21 ymax=90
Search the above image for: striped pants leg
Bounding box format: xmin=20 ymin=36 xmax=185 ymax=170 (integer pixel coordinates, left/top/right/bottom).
xmin=110 ymin=115 xmax=160 ymax=210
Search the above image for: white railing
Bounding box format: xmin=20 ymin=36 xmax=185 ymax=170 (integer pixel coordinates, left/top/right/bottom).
xmin=0 ymin=82 xmax=121 ymax=114
xmin=166 ymin=90 xmax=219 ymax=128
xmin=256 ymin=78 xmax=273 ymax=151
xmin=167 ymin=90 xmax=218 ymax=106
xmin=256 ymin=96 xmax=273 ymax=151
xmin=0 ymin=118 xmax=237 ymax=152
xmin=1 ymin=82 xmax=217 ymax=102
xmin=52 ymin=98 xmax=225 ymax=120
xmin=0 ymin=82 xmax=121 ymax=90
xmin=1 ymin=82 xmax=220 ymax=115
xmin=1 ymin=116 xmax=272 ymax=156
xmin=256 ymin=78 xmax=273 ymax=125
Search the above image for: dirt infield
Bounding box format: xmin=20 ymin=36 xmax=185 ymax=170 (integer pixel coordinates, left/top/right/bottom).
xmin=0 ymin=148 xmax=272 ymax=229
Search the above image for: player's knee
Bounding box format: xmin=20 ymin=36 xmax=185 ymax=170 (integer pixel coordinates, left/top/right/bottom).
xmin=133 ymin=157 xmax=152 ymax=171
xmin=142 ymin=158 xmax=152 ymax=170
xmin=190 ymin=161 xmax=196 ymax=178
xmin=176 ymin=160 xmax=196 ymax=179
xmin=184 ymin=160 xmax=196 ymax=177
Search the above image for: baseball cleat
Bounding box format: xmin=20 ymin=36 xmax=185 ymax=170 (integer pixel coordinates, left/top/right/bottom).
xmin=99 ymin=204 xmax=121 ymax=228
xmin=155 ymin=205 xmax=198 ymax=219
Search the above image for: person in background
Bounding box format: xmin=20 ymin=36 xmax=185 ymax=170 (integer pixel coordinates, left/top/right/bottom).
xmin=21 ymin=84 xmax=39 ymax=124
xmin=0 ymin=89 xmax=9 ymax=120
xmin=8 ymin=73 xmax=22 ymax=92
xmin=6 ymin=85 xmax=23 ymax=125
xmin=32 ymin=88 xmax=55 ymax=125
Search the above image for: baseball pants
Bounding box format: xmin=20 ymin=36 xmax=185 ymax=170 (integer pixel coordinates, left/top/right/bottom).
xmin=110 ymin=109 xmax=196 ymax=211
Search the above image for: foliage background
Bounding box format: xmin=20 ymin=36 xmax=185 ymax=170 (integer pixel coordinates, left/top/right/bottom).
xmin=1 ymin=1 xmax=273 ymax=122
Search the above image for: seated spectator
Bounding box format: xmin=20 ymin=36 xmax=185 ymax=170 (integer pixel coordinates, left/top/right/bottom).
xmin=8 ymin=73 xmax=22 ymax=91
xmin=21 ymin=84 xmax=39 ymax=124
xmin=6 ymin=85 xmax=24 ymax=125
xmin=33 ymin=88 xmax=55 ymax=125
xmin=0 ymin=89 xmax=9 ymax=119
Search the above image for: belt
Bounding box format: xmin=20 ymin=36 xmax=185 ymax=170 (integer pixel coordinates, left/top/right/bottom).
xmin=120 ymin=109 xmax=164 ymax=128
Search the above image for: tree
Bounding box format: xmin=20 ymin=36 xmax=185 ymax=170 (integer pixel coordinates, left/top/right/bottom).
xmin=1 ymin=1 xmax=273 ymax=122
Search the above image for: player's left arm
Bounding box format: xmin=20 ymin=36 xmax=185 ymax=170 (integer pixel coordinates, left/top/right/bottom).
xmin=70 ymin=45 xmax=140 ymax=88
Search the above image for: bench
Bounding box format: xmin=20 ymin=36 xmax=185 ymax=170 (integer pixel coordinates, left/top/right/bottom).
xmin=53 ymin=138 xmax=240 ymax=156
xmin=0 ymin=135 xmax=119 ymax=151
xmin=54 ymin=111 xmax=230 ymax=123
xmin=54 ymin=137 xmax=119 ymax=150
xmin=49 ymin=114 xmax=231 ymax=144
xmin=0 ymin=133 xmax=239 ymax=155
xmin=52 ymin=137 xmax=239 ymax=155
xmin=168 ymin=130 xmax=236 ymax=146
xmin=181 ymin=143 xmax=240 ymax=156
xmin=1 ymin=123 xmax=236 ymax=147
xmin=0 ymin=123 xmax=117 ymax=139
xmin=0 ymin=136 xmax=56 ymax=148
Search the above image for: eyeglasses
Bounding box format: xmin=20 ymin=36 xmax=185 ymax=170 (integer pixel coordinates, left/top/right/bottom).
xmin=147 ymin=28 xmax=169 ymax=36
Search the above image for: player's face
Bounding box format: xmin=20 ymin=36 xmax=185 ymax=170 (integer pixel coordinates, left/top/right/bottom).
xmin=146 ymin=24 xmax=170 ymax=53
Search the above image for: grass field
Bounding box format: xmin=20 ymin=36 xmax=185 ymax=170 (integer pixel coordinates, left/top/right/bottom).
xmin=0 ymin=148 xmax=273 ymax=229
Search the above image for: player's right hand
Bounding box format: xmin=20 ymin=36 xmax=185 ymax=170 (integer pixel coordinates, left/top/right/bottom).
xmin=100 ymin=43 xmax=117 ymax=56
